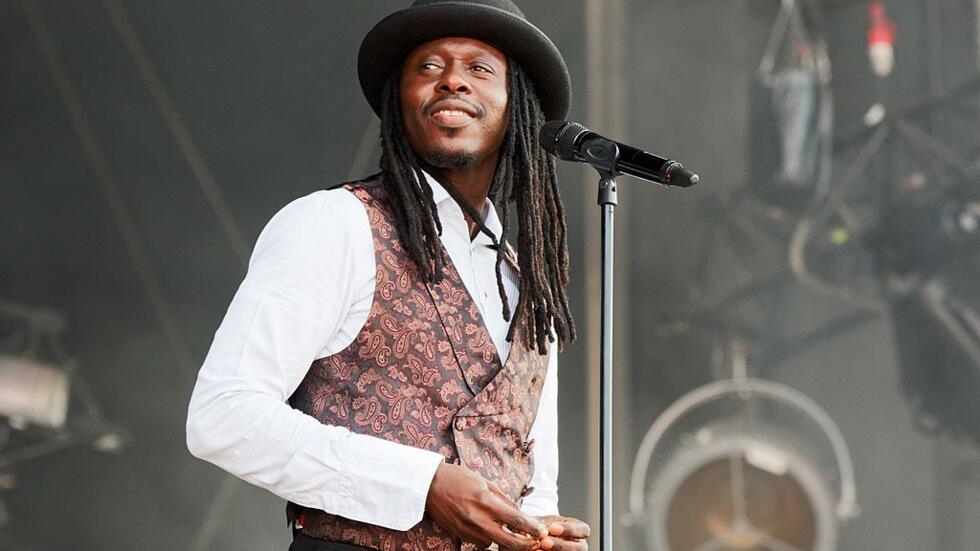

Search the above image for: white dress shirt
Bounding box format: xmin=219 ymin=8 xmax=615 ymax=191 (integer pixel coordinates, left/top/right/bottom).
xmin=186 ymin=173 xmax=560 ymax=532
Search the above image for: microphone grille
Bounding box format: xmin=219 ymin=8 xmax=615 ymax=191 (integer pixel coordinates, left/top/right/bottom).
xmin=539 ymin=120 xmax=586 ymax=161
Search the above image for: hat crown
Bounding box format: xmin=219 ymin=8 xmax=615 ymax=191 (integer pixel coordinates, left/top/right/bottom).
xmin=409 ymin=0 xmax=526 ymax=19
xmin=359 ymin=0 xmax=570 ymax=120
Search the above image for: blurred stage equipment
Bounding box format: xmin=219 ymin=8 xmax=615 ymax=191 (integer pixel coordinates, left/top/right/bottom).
xmin=0 ymin=356 xmax=69 ymax=430
xmin=637 ymin=2 xmax=978 ymax=549
xmin=0 ymin=298 xmax=127 ymax=549
xmin=629 ymin=337 xmax=857 ymax=551
xmin=797 ymin=57 xmax=980 ymax=445
xmin=867 ymin=0 xmax=896 ymax=78
xmin=757 ymin=0 xmax=834 ymax=208
xmin=0 ymin=297 xmax=127 ymax=471
xmin=869 ymin=174 xmax=980 ymax=445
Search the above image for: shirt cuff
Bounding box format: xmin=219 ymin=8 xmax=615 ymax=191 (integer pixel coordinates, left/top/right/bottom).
xmin=298 ymin=430 xmax=445 ymax=530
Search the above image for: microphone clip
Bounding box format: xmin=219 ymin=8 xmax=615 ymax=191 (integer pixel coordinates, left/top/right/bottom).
xmin=578 ymin=134 xmax=622 ymax=181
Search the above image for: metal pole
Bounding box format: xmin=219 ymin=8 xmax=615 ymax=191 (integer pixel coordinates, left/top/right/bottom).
xmin=598 ymin=176 xmax=618 ymax=551
xmin=585 ymin=0 xmax=630 ymax=542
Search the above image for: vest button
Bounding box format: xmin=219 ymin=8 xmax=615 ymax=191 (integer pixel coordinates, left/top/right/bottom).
xmin=523 ymin=439 xmax=536 ymax=454
xmin=455 ymin=418 xmax=467 ymax=431
xmin=520 ymin=485 xmax=535 ymax=498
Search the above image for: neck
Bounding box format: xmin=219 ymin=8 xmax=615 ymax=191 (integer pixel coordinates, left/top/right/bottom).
xmin=432 ymin=169 xmax=490 ymax=209
xmin=425 ymin=153 xmax=498 ymax=228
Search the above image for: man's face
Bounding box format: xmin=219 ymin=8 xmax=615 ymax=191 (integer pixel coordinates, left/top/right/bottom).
xmin=399 ymin=37 xmax=509 ymax=170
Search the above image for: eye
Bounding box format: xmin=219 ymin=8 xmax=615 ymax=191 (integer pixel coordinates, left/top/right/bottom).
xmin=420 ymin=62 xmax=442 ymax=71
xmin=470 ymin=64 xmax=495 ymax=74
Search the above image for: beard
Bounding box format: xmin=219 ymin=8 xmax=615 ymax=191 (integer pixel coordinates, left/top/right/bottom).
xmin=421 ymin=149 xmax=478 ymax=169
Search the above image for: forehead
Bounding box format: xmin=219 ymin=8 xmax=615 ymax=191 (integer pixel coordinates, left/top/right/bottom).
xmin=402 ymin=36 xmax=507 ymax=64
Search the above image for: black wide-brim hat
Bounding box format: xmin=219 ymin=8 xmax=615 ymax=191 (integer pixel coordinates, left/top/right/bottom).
xmin=358 ymin=0 xmax=571 ymax=121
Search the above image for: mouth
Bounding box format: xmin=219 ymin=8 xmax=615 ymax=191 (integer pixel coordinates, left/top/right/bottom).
xmin=426 ymin=99 xmax=480 ymax=128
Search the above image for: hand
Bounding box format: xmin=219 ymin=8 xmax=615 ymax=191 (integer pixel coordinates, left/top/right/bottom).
xmin=426 ymin=463 xmax=547 ymax=551
xmin=537 ymin=516 xmax=590 ymax=551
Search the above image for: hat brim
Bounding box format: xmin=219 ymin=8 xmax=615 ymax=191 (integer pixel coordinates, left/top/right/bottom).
xmin=358 ymin=3 xmax=571 ymax=121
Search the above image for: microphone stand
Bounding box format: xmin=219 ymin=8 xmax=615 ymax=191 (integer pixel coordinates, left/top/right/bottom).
xmin=580 ymin=139 xmax=621 ymax=551
xmin=567 ymin=126 xmax=698 ymax=551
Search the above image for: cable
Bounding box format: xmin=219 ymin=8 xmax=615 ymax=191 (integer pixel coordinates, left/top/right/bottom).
xmin=20 ymin=0 xmax=198 ymax=384
xmin=101 ymin=0 xmax=251 ymax=267
xmin=787 ymin=123 xmax=889 ymax=310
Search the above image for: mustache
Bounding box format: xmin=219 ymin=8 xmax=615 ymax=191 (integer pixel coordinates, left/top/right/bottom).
xmin=422 ymin=96 xmax=484 ymax=118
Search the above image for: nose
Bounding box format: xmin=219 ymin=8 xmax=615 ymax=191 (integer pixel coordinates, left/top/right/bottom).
xmin=437 ymin=64 xmax=470 ymax=95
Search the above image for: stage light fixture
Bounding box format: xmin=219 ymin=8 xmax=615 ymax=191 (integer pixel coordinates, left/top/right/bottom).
xmin=0 ymin=355 xmax=70 ymax=430
xmin=630 ymin=378 xmax=857 ymax=551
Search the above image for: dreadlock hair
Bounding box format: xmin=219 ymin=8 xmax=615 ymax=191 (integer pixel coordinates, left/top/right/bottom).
xmin=378 ymin=58 xmax=575 ymax=355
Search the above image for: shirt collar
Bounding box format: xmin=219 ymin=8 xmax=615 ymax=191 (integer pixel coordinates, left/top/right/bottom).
xmin=421 ymin=170 xmax=503 ymax=246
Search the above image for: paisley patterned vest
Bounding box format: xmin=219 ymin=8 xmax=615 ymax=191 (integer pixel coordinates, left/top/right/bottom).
xmin=286 ymin=179 xmax=550 ymax=551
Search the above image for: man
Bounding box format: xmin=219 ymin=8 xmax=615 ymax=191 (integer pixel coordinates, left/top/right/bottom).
xmin=186 ymin=1 xmax=588 ymax=550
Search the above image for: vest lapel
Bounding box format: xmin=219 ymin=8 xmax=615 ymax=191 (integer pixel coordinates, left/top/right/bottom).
xmin=424 ymin=262 xmax=503 ymax=398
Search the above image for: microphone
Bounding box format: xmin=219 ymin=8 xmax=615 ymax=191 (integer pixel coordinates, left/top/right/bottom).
xmin=539 ymin=120 xmax=699 ymax=188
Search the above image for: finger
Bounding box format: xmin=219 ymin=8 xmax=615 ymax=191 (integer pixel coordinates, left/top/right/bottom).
xmin=490 ymin=523 xmax=542 ymax=551
xmin=532 ymin=516 xmax=561 ymax=537
xmin=485 ymin=487 xmax=546 ymax=539
xmin=540 ymin=536 xmax=588 ymax=551
xmin=551 ymin=519 xmax=590 ymax=540
xmin=502 ymin=511 xmax=547 ymax=540
xmin=487 ymin=482 xmax=520 ymax=509
xmin=534 ymin=516 xmax=590 ymax=540
xmin=546 ymin=523 xmax=564 ymax=537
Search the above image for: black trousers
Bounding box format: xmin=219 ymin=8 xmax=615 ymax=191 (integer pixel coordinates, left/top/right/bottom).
xmin=288 ymin=534 xmax=373 ymax=551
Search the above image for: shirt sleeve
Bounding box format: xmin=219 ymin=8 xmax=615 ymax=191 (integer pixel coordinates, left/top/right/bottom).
xmin=520 ymin=346 xmax=560 ymax=517
xmin=185 ymin=189 xmax=444 ymax=531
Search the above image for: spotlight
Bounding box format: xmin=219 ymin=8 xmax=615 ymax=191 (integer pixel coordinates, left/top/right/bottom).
xmin=630 ymin=379 xmax=857 ymax=551
xmin=0 ymin=355 xmax=70 ymax=430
